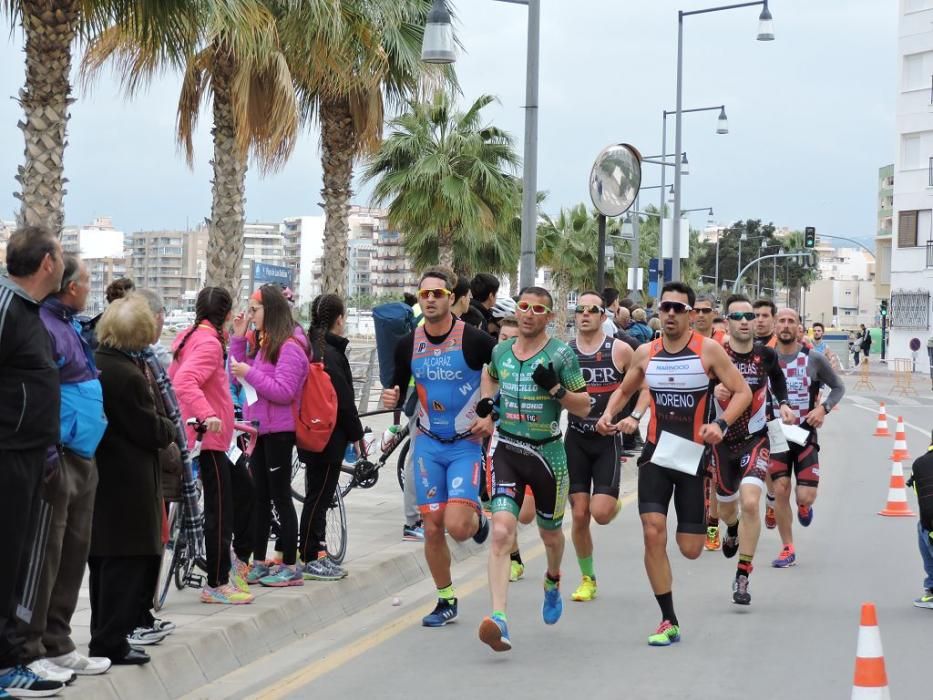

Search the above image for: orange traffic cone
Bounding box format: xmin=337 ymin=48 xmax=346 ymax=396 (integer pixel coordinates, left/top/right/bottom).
xmin=878 ymin=460 xmax=915 ymax=517
xmin=888 ymin=417 xmax=911 ymax=461
xmin=851 ymin=603 xmax=890 ymax=699
xmin=872 ymin=403 xmax=890 ymax=437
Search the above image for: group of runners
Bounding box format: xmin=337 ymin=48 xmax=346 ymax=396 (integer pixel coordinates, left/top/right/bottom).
xmin=382 ymin=268 xmax=845 ymax=652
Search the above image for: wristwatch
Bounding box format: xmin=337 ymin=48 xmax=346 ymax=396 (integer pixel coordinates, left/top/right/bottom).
xmin=821 ymin=401 xmax=831 ymax=413
xmin=552 ymin=386 xmax=567 ymax=400
xmin=631 ymin=410 xmax=644 ymax=421
xmin=714 ymin=418 xmax=729 ymax=433
xmin=779 ymin=399 xmax=790 ymax=408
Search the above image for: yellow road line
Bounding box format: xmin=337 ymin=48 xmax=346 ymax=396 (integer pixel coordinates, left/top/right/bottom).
xmin=257 ymin=490 xmax=638 ymax=700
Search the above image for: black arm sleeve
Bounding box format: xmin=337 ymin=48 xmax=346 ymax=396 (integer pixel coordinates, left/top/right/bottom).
xmin=391 ymin=332 xmax=415 ymax=404
xmin=462 ymin=324 xmax=498 ymax=370
xmin=763 ymin=348 xmax=789 ymax=404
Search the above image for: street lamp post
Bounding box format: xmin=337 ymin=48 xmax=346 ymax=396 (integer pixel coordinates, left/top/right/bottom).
xmin=672 ymin=1 xmax=774 ymax=282
xmin=421 ymin=0 xmax=541 ymax=289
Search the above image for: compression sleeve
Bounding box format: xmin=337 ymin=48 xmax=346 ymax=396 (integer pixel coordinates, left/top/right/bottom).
xmin=763 ymin=348 xmax=789 ymax=404
xmin=809 ymin=350 xmax=845 ymax=410
xmin=463 ymin=324 xmax=498 ymax=370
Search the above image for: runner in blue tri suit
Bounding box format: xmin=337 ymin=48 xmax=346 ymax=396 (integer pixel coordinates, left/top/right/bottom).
xmin=382 ymin=268 xmax=497 ymax=628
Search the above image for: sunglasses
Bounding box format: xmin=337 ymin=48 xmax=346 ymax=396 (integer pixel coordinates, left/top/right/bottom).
xmin=574 ymin=304 xmax=604 ymax=315
xmin=727 ymin=311 xmax=756 ymax=321
xmin=658 ymin=300 xmax=692 ymax=314
xmin=694 ymin=308 xmax=715 ymax=315
xmin=517 ymin=300 xmax=552 ymax=315
xmin=417 ymin=288 xmax=452 ymax=301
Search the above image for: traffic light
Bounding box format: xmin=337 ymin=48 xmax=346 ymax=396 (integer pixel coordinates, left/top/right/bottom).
xmin=804 ymin=226 xmax=816 ymax=248
xmin=880 ymin=299 xmax=888 ymax=318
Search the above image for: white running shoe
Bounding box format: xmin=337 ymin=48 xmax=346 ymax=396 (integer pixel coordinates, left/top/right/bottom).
xmin=47 ymin=650 xmax=111 ymax=676
xmin=27 ymin=658 xmax=75 ymax=684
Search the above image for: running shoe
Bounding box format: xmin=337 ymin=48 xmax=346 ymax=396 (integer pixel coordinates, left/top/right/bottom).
xmin=473 ymin=514 xmax=490 ymax=544
xmin=201 ymin=583 xmax=254 ymax=604
xmin=245 ymin=561 xmax=270 ymax=585
xmin=47 ymin=651 xmax=110 ymax=677
xmin=721 ymin=532 xmax=739 ymax=559
xmin=732 ymin=574 xmax=751 ymax=605
xmin=127 ymin=627 xmax=168 ymax=646
xmin=323 ymin=558 xmax=348 ymax=579
xmin=509 ymin=561 xmax=525 ymax=582
xmin=797 ymin=504 xmax=814 ymax=527
xmin=478 ymin=614 xmax=512 ymax=652
xmin=402 ymin=523 xmax=424 ymax=542
xmin=647 ymin=620 xmax=681 ymax=647
xmin=771 ymin=546 xmax=796 ymax=568
xmin=302 ymin=558 xmax=341 ymax=581
xmin=704 ymin=527 xmax=721 ymax=551
xmin=231 ymin=558 xmax=251 ymax=593
xmin=259 ymin=564 xmax=304 ymax=587
xmin=913 ymin=589 xmax=933 ymax=609
xmin=765 ymin=503 xmax=777 ymax=530
xmin=542 ymin=585 xmax=563 ymax=625
xmin=151 ymin=618 xmax=176 ymax=635
xmin=26 ymin=659 xmax=74 ymax=685
xmin=0 ymin=665 xmax=64 ymax=698
xmin=422 ymin=598 xmax=458 ymax=627
xmin=571 ymin=576 xmax=597 ymax=602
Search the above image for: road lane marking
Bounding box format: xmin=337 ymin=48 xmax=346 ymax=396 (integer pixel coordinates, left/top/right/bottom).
xmin=848 ymin=402 xmax=929 ymax=437
xmin=257 ymin=490 xmax=639 ymax=699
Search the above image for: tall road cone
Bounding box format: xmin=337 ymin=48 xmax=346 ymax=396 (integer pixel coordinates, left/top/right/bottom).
xmin=851 ymin=603 xmax=890 ymax=699
xmin=888 ymin=417 xmax=911 ymax=461
xmin=878 ymin=460 xmax=915 ymax=517
xmin=872 ymin=403 xmax=890 ymax=437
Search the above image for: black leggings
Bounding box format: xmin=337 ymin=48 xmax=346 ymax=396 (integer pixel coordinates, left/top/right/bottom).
xmin=252 ymin=432 xmax=298 ymax=565
xmin=200 ymin=450 xmax=234 ymax=587
xmin=299 ymin=454 xmax=342 ymax=562
xmin=230 ymin=451 xmax=254 ymax=563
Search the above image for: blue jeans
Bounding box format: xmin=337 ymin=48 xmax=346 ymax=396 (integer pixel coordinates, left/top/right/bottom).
xmin=918 ymin=522 xmax=933 ymax=591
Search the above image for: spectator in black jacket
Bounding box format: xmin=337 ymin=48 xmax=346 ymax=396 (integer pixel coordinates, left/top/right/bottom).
xmin=909 ymin=433 xmax=933 ymax=609
xmin=0 ymin=225 xmax=65 ymax=697
xmin=299 ymin=294 xmax=365 ymax=581
xmin=469 ymin=273 xmax=499 ymax=335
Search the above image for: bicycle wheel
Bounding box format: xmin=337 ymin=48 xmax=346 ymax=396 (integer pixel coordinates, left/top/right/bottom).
xmin=396 ymin=438 xmax=410 ymax=492
xmin=154 ymin=502 xmax=181 ymax=611
xmin=174 ymin=536 xmax=194 ymax=591
xmin=291 ymin=449 xmax=306 ymax=504
xmin=326 ymin=488 xmax=348 ymax=565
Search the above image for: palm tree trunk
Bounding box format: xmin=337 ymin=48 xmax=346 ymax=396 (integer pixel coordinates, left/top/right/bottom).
xmin=554 ymin=277 xmax=570 ymax=341
xmin=509 ymin=268 xmax=518 ymax=297
xmin=438 ymin=230 xmax=454 ymax=271
xmin=206 ymin=52 xmax=247 ymax=300
xmin=15 ymin=0 xmax=79 ymax=233
xmin=320 ymin=98 xmax=355 ymax=297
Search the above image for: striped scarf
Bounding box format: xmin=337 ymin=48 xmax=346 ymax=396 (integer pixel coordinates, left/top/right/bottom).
xmin=144 ymin=346 xmax=205 ymax=556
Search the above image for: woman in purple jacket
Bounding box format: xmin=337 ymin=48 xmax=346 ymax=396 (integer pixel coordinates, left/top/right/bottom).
xmin=230 ymin=285 xmax=309 ymax=587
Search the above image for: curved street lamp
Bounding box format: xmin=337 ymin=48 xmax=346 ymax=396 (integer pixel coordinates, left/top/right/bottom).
xmin=421 ymin=0 xmax=455 ymax=63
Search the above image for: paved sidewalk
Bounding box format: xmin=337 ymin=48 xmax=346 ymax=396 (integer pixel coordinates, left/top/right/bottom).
xmin=62 ymin=411 xmax=638 ymax=699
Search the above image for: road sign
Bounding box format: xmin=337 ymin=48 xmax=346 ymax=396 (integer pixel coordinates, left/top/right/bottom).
xmin=250 ymin=261 xmax=292 ymax=293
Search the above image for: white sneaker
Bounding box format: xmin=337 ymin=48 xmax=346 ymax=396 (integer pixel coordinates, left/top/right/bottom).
xmin=47 ymin=650 xmax=111 ymax=676
xmin=126 ymin=627 xmax=168 ymax=646
xmin=27 ymin=658 xmax=76 ymax=684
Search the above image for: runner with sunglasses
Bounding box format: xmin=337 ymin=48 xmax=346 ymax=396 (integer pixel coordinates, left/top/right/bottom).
xmin=691 ymin=293 xmax=725 ymax=553
xmin=565 ymin=291 xmax=634 ymax=603
xmin=473 ymin=287 xmax=590 ymax=652
xmin=597 ymin=282 xmax=751 ymax=647
xmin=752 ymin=299 xmax=780 ymax=530
xmin=711 ymin=295 xmax=794 ymax=605
xmin=381 ymin=268 xmax=496 ymax=628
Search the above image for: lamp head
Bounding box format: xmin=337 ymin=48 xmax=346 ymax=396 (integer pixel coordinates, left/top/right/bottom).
xmin=422 ymin=0 xmax=455 ymax=64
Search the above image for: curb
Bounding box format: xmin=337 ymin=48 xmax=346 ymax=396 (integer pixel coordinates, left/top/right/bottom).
xmin=66 ymin=537 xmax=492 ymax=699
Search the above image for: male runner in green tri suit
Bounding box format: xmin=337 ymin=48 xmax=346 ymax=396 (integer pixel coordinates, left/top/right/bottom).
xmin=472 ymin=287 xmax=590 ymax=652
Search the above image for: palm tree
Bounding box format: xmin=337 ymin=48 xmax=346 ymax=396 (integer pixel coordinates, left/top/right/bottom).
xmin=363 ymin=91 xmax=519 ymax=274
xmin=2 ymin=0 xmax=188 ymax=232
xmin=280 ymin=0 xmax=452 ymax=296
xmin=82 ymin=0 xmax=298 ymax=297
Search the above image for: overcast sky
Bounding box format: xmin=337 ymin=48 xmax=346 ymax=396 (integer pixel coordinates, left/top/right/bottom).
xmin=0 ymin=1 xmax=897 ymax=242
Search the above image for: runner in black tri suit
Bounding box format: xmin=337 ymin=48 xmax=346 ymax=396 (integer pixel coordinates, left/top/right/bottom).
xmin=598 ymin=282 xmax=752 ymax=647
xmin=566 ymin=291 xmax=634 ymax=603
xmin=711 ymin=294 xmax=795 ymax=606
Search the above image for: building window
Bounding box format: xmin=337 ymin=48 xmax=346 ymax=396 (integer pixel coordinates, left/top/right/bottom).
xmin=890 ymin=290 xmax=931 ymax=328
xmin=897 ymin=209 xmax=933 ymax=247
xmin=902 ymin=133 xmax=923 ymax=169
xmin=904 ymin=53 xmax=927 ymax=90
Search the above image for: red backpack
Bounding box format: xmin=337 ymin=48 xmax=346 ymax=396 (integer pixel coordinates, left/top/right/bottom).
xmin=294 ymin=353 xmax=339 ymax=453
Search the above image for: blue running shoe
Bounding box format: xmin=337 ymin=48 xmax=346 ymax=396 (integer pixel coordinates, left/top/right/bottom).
xmin=422 ymin=598 xmax=458 ymax=627
xmin=771 ymin=546 xmax=796 ymax=568
xmin=0 ymin=665 xmax=64 ymax=697
xmin=797 ymin=505 xmax=813 ymax=527
xmin=542 ymin=585 xmax=562 ymax=625
xmin=478 ymin=614 xmax=512 ymax=652
xmin=473 ymin=514 xmax=490 ymax=544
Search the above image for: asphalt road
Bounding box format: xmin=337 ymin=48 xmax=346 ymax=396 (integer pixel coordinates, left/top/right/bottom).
xmin=195 ymin=400 xmax=931 ymax=700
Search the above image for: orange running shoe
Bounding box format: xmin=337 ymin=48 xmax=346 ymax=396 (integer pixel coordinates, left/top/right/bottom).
xmin=704 ymin=526 xmax=721 ymax=551
xmin=765 ymin=505 xmax=777 ymax=530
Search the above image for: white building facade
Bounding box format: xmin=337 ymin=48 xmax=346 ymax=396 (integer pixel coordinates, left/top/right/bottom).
xmin=892 ymin=0 xmax=933 ymax=369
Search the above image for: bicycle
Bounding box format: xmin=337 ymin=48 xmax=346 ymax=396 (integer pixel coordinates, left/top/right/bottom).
xmin=154 ymin=418 xmax=258 ymax=611
xmin=289 ymin=410 xmax=411 ymax=565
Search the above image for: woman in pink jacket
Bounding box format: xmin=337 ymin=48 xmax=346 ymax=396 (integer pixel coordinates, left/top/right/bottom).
xmin=170 ymin=287 xmax=253 ymax=605
xmin=230 ymin=285 xmax=309 ymax=587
